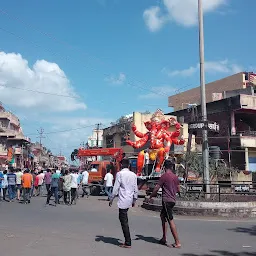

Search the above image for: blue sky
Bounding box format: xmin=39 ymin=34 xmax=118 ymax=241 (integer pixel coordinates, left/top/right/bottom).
xmin=0 ymin=0 xmax=255 ymax=158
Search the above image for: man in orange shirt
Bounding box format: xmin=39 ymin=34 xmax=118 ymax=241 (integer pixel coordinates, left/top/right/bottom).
xmin=22 ymin=169 xmax=33 ymax=204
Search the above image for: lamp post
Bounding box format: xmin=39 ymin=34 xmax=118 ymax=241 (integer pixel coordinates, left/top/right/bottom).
xmin=198 ymin=0 xmax=210 ymax=197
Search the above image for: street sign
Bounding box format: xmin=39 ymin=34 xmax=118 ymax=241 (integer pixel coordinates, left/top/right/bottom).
xmin=188 ymin=121 xmax=220 ymax=133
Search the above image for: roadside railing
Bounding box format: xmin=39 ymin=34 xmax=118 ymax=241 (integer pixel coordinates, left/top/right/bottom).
xmin=178 ymin=181 xmax=256 ymax=202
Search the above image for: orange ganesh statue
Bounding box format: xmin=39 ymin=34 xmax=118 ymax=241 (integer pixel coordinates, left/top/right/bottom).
xmin=126 ymin=109 xmax=185 ymax=176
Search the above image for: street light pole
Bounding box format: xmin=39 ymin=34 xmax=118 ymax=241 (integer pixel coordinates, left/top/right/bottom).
xmin=198 ymin=0 xmax=210 ymax=197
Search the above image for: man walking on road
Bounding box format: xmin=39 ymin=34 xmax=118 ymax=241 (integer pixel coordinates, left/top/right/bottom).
xmin=44 ymin=169 xmax=52 ymax=194
xmin=70 ymin=170 xmax=79 ymax=205
xmin=104 ymin=168 xmax=113 ymax=201
xmin=81 ymin=169 xmax=89 ymax=198
xmin=109 ymin=158 xmax=138 ymax=248
xmin=46 ymin=170 xmax=59 ymax=206
xmin=7 ymin=169 xmax=16 ymax=202
xmin=147 ymin=160 xmax=181 ymax=249
xmin=15 ymin=168 xmax=23 ymax=201
xmin=22 ymin=169 xmax=33 ymax=204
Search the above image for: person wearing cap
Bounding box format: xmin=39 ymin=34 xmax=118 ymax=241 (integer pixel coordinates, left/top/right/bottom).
xmin=147 ymin=159 xmax=181 ymax=249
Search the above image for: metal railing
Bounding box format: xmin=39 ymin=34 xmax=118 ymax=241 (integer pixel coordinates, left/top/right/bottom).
xmin=237 ymin=130 xmax=256 ymax=137
xmin=178 ymin=181 xmax=256 ymax=202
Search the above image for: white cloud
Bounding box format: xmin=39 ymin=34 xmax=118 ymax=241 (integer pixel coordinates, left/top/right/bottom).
xmin=0 ymin=51 xmax=86 ymax=112
xmin=143 ymin=0 xmax=227 ymax=31
xmin=143 ymin=6 xmax=168 ymax=32
xmin=105 ymin=72 xmax=126 ymax=85
xmin=163 ymin=59 xmax=243 ymax=77
xmin=139 ymin=85 xmax=176 ymax=99
xmin=30 ymin=116 xmax=113 ymax=157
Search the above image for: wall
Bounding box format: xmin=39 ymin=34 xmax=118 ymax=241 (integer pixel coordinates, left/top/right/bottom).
xmin=241 ymin=137 xmax=256 ymax=148
xmin=224 ymin=86 xmax=254 ymax=98
xmin=168 ymin=73 xmax=244 ymax=111
xmin=240 ymin=94 xmax=256 ymax=110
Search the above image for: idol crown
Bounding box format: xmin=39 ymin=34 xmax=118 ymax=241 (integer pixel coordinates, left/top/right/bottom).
xmin=151 ymin=109 xmax=165 ymax=123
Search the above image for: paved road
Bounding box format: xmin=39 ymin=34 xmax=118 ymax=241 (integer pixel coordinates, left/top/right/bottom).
xmin=0 ymin=196 xmax=255 ymax=256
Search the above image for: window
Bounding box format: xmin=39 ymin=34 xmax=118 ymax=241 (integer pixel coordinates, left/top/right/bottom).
xmin=89 ymin=164 xmax=99 ymax=172
xmin=121 ymin=134 xmax=127 ymax=146
xmin=106 ymin=136 xmax=114 ymax=148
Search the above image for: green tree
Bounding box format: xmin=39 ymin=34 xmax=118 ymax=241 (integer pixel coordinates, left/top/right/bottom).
xmin=184 ymin=152 xmax=235 ymax=181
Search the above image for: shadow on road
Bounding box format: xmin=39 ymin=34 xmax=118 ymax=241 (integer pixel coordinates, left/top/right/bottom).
xmin=228 ymin=226 xmax=256 ymax=236
xmin=134 ymin=234 xmax=160 ymax=244
xmin=182 ymin=250 xmax=256 ymax=256
xmin=95 ymin=235 xmax=121 ymax=246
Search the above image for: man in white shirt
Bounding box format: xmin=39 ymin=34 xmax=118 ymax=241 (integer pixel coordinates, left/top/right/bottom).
xmin=81 ymin=169 xmax=89 ymax=198
xmin=15 ymin=168 xmax=23 ymax=201
xmin=144 ymin=149 xmax=150 ymax=176
xmin=104 ymin=168 xmax=114 ymax=201
xmin=37 ymin=171 xmax=45 ymax=196
xmin=70 ymin=170 xmax=79 ymax=205
xmin=109 ymin=158 xmax=138 ymax=248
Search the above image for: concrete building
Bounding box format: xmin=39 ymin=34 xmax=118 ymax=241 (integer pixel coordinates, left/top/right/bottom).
xmin=0 ymin=102 xmax=30 ymax=168
xmin=103 ymin=111 xmax=191 ymax=156
xmin=87 ymin=129 xmax=103 ymax=148
xmin=167 ymin=92 xmax=256 ymax=173
xmin=30 ymin=142 xmax=53 ymax=168
xmin=168 ymin=72 xmax=256 ymax=111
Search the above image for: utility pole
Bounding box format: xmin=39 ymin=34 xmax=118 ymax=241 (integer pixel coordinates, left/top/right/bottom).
xmin=198 ymin=0 xmax=210 ymax=197
xmin=95 ymin=123 xmax=102 ymax=148
xmin=37 ymin=128 xmax=45 ymax=167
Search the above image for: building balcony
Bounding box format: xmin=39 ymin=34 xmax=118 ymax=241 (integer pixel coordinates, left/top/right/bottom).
xmin=0 ymin=130 xmax=21 ymax=137
xmin=0 ymin=111 xmax=20 ymax=127
xmin=0 ymin=144 xmax=7 ymax=156
xmin=237 ymin=131 xmax=256 ymax=148
xmin=0 ymin=123 xmax=7 ymax=132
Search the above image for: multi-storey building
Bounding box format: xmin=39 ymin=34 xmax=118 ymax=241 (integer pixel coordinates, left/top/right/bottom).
xmin=167 ymin=88 xmax=256 ymax=173
xmin=0 ymin=102 xmax=30 ymax=168
xmin=87 ymin=129 xmax=103 ymax=148
xmin=168 ymin=72 xmax=256 ymax=111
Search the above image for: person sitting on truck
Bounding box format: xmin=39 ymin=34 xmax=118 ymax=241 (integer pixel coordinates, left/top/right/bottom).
xmin=104 ymin=168 xmax=114 ymax=201
xmin=90 ymin=165 xmax=97 ymax=172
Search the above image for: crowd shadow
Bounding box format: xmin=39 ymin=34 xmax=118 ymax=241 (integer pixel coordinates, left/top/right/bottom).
xmin=182 ymin=250 xmax=256 ymax=256
xmin=95 ymin=235 xmax=121 ymax=246
xmin=134 ymin=234 xmax=160 ymax=244
xmin=228 ymin=226 xmax=256 ymax=236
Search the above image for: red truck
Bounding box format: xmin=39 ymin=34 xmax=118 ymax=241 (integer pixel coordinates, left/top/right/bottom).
xmin=77 ymin=147 xmax=124 ymax=195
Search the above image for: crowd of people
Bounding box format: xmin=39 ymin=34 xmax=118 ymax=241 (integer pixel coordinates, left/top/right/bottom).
xmin=0 ymin=167 xmax=93 ymax=205
xmin=1 ymin=158 xmax=181 ymax=249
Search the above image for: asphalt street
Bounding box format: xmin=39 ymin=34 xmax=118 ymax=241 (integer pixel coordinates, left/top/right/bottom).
xmin=0 ymin=196 xmax=255 ymax=256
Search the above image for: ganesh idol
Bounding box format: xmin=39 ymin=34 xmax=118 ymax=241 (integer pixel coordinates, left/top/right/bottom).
xmin=126 ymin=109 xmax=185 ymax=176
